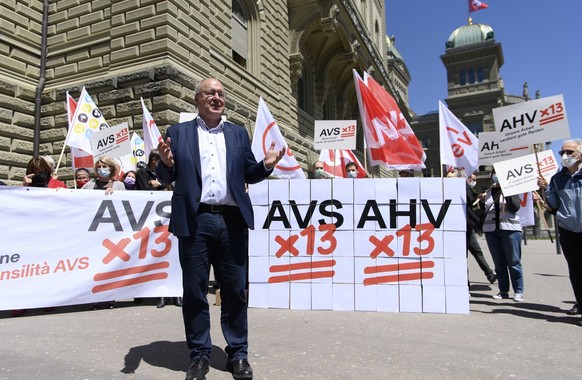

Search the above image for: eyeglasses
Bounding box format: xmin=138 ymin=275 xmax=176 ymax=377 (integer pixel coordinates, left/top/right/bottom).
xmin=559 ymin=150 xmax=576 ymax=156
xmin=198 ymin=90 xmax=226 ymax=99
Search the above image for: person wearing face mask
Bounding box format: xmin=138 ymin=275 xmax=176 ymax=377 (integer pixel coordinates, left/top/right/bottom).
xmin=81 ymin=156 xmax=125 ymax=192
xmin=123 ymin=170 xmax=138 ymax=190
xmin=538 ymin=139 xmax=582 ymax=324
xmin=81 ymin=156 xmax=124 ymax=310
xmin=75 ymin=168 xmax=91 ymax=189
xmin=312 ymin=160 xmax=328 ymax=179
xmin=464 ymin=171 xmax=497 ymax=284
xmin=345 ymin=162 xmax=358 ymax=179
xmin=478 ymin=169 xmax=523 ymax=302
xmin=23 ymin=157 xmax=67 ymax=189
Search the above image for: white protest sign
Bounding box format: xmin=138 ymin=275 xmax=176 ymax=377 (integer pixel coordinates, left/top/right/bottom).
xmin=478 ymin=131 xmax=530 ymax=165
xmin=90 ymin=122 xmax=131 ymax=162
xmin=492 ymin=94 xmax=570 ymax=148
xmin=493 ymin=150 xmax=559 ymax=197
xmin=313 ymin=120 xmax=357 ymax=150
xmin=248 ymin=178 xmax=469 ymax=314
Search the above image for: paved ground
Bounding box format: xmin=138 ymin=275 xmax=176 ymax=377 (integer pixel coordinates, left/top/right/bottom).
xmin=1 ymin=236 xmax=580 ymax=380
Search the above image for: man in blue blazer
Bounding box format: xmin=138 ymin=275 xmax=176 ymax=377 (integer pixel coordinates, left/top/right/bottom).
xmin=157 ymin=78 xmax=284 ymax=380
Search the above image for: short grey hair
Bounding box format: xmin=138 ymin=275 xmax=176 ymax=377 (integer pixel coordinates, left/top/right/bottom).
xmin=563 ymin=139 xmax=582 ymax=152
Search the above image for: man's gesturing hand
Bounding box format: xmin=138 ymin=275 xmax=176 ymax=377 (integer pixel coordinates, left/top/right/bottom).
xmin=157 ymin=137 xmax=174 ymax=168
xmin=264 ymin=142 xmax=286 ymax=169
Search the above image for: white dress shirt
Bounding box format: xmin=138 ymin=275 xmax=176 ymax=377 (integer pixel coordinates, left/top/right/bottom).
xmin=197 ymin=117 xmax=237 ymax=206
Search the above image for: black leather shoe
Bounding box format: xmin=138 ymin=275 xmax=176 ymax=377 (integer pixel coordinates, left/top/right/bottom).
xmin=157 ymin=297 xmax=166 ymax=308
xmin=567 ymin=304 xmax=580 ymax=315
xmin=185 ymin=358 xmax=209 ymax=380
xmin=174 ymin=297 xmax=183 ymax=307
xmin=226 ymin=359 xmax=253 ymax=380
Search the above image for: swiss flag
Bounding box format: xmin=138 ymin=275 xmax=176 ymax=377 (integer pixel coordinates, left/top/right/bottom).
xmin=469 ymin=0 xmax=488 ymax=12
xmin=353 ymin=70 xmax=424 ymax=170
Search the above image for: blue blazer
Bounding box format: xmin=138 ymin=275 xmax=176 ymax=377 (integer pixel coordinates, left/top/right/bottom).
xmin=156 ymin=119 xmax=272 ymax=237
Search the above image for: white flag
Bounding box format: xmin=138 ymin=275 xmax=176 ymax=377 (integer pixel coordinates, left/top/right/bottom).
xmin=67 ymin=87 xmax=109 ymax=155
xmin=141 ymin=97 xmax=162 ymax=158
xmin=117 ymin=132 xmax=146 ymax=174
xmin=439 ymin=101 xmax=479 ymax=174
xmin=251 ymin=97 xmax=305 ymax=179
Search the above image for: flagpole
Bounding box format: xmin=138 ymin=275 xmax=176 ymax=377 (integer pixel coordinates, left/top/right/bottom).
xmin=54 ymin=135 xmax=69 ymax=176
xmin=363 ymin=135 xmax=368 ymax=177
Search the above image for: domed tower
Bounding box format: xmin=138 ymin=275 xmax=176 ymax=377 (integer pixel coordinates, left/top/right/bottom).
xmin=440 ymin=17 xmax=505 ymax=134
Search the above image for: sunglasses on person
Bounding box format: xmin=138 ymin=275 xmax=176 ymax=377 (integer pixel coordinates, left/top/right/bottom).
xmin=558 ymin=149 xmax=576 ymax=156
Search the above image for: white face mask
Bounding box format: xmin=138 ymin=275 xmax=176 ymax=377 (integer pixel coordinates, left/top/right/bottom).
xmin=468 ymin=180 xmax=476 ymax=188
xmin=347 ymin=170 xmax=357 ymax=179
xmin=562 ymin=154 xmax=579 ymax=168
xmin=314 ymin=168 xmax=325 ymax=178
xmin=491 ymin=175 xmax=499 ymax=183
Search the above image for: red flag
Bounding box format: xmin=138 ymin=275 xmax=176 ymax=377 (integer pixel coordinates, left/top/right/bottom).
xmin=363 ymin=72 xmax=426 ymax=164
xmin=353 ymin=70 xmax=424 ymax=170
xmin=318 ymin=149 xmax=367 ymax=178
xmin=469 ymin=0 xmax=488 ymax=12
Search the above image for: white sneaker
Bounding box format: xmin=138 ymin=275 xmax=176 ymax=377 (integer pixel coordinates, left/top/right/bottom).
xmin=514 ymin=293 xmax=524 ymax=302
xmin=493 ymin=292 xmax=509 ymax=299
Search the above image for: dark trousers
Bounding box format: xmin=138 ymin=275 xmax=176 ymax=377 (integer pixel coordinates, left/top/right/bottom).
xmin=178 ymin=210 xmax=249 ymax=362
xmin=466 ymin=227 xmax=495 ymax=279
xmin=558 ymin=227 xmax=582 ymax=305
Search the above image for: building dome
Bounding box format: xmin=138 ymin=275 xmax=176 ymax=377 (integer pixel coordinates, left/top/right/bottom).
xmin=386 ymin=36 xmax=404 ymax=61
xmin=445 ymin=20 xmax=494 ymax=49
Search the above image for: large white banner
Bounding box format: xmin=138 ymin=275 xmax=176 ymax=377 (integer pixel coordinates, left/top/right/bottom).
xmin=0 ymin=188 xmax=181 ymax=310
xmin=248 ymin=178 xmax=470 ymax=314
xmin=492 ymin=94 xmax=570 ymax=147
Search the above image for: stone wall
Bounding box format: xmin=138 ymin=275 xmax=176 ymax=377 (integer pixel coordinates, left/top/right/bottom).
xmin=0 ymin=1 xmax=393 ymax=185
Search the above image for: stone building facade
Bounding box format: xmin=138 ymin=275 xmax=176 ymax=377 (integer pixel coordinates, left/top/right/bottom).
xmin=0 ymin=0 xmax=404 ymax=185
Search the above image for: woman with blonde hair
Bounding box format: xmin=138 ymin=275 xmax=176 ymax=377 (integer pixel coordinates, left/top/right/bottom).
xmin=81 ymin=156 xmax=125 ymax=192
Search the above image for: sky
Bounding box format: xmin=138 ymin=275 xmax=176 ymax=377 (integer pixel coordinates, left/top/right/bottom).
xmin=385 ymin=0 xmax=581 ymax=157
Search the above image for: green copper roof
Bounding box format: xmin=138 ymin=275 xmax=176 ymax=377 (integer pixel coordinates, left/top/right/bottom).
xmin=446 ymin=22 xmax=494 ymax=49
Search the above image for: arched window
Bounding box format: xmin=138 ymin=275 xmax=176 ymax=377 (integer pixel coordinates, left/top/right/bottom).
xmin=231 ymin=0 xmax=248 ymax=68
xmin=459 ymin=69 xmax=466 ymax=85
xmin=468 ymin=68 xmax=475 ymax=84
xmin=375 ymin=21 xmax=380 ymax=48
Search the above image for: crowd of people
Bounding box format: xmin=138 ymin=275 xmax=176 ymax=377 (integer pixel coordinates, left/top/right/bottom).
xmin=3 ymin=76 xmax=581 ymax=379
xmin=12 ymin=150 xmax=183 ymax=315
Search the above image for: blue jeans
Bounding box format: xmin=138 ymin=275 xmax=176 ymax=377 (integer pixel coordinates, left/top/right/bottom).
xmin=485 ymin=230 xmax=523 ymax=294
xmin=178 ymin=210 xmax=249 ymax=361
